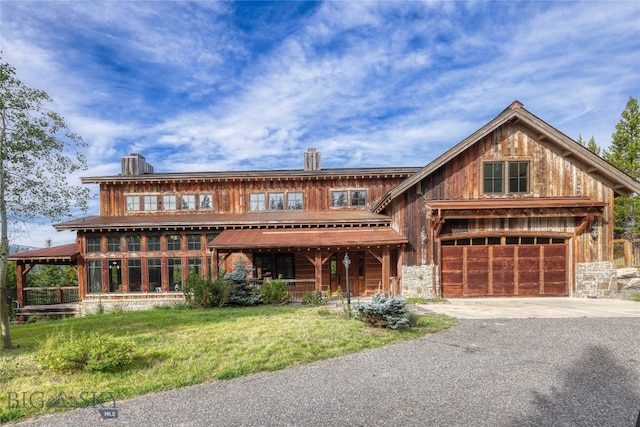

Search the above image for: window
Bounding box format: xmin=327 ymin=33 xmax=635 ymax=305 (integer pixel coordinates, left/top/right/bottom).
xmin=253 ymin=253 xmax=294 ymax=280
xmin=249 ymin=193 xmax=266 ymax=211
xmin=269 ymin=193 xmax=285 ymax=211
xmin=87 ymin=260 xmax=103 ymax=293
xmin=128 ymin=259 xmax=142 ymax=292
xmin=331 ymin=191 xmax=348 ymax=207
xmin=86 ymin=237 xmax=101 ymax=253
xmin=181 ymin=195 xmax=196 ymax=210
xmin=483 ymin=162 xmax=504 ymax=194
xmin=126 ymin=235 xmax=141 ymax=252
xmin=187 ymin=235 xmax=202 ymax=251
xmin=108 ymin=260 xmax=121 ymax=292
xmin=107 ymin=236 xmax=121 ymax=252
xmin=168 ymin=258 xmax=182 ymax=291
xmin=147 ymin=235 xmax=161 ymax=252
xmin=198 ymin=194 xmax=212 ymax=210
xmin=144 ymin=195 xmax=158 ymax=211
xmin=187 ymin=258 xmax=202 ymax=276
xmin=509 ymin=162 xmax=529 ymax=193
xmin=350 ymin=190 xmax=367 ymax=206
xmin=275 ymin=254 xmax=294 ymax=279
xmin=125 ymin=195 xmax=140 ymax=211
xmin=167 ymin=235 xmax=182 ymax=251
xmin=162 ymin=195 xmax=177 ymax=211
xmin=287 ymin=192 xmax=303 ymax=210
xmin=147 ymin=258 xmax=162 ymax=292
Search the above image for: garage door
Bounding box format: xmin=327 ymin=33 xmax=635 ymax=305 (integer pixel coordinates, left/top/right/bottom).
xmin=441 ymin=236 xmax=568 ymax=297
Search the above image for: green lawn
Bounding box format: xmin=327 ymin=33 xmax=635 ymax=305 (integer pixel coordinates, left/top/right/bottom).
xmin=0 ymin=305 xmax=454 ymax=423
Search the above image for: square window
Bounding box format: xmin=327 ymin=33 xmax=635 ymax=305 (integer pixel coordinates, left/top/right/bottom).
xmin=144 ymin=195 xmax=158 ymax=211
xmin=162 ymin=195 xmax=177 ymax=211
xmin=187 ymin=258 xmax=202 ymax=276
xmin=269 ymin=193 xmax=285 ymax=211
xmin=331 ymin=191 xmax=348 ymax=207
xmin=126 ymin=195 xmax=140 ymax=211
xmin=187 ymin=235 xmax=202 ymax=251
xmin=350 ymin=190 xmax=367 ymax=206
xmin=483 ymin=162 xmax=504 ymax=194
xmin=249 ymin=193 xmax=266 ymax=211
xmin=86 ymin=236 xmax=102 ymax=253
xmin=287 ymin=192 xmax=303 ymax=210
xmin=107 ymin=236 xmax=121 ymax=252
xmin=181 ymin=195 xmax=196 ymax=210
xmin=167 ymin=235 xmax=182 ymax=251
xmin=198 ymin=194 xmax=212 ymax=210
xmin=126 ymin=235 xmax=141 ymax=252
xmin=147 ymin=235 xmax=161 ymax=251
xmin=509 ymin=162 xmax=529 ymax=193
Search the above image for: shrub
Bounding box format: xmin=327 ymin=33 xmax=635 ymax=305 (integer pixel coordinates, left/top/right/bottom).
xmin=184 ymin=272 xmax=231 ymax=308
xmin=39 ymin=332 xmax=136 ymax=373
xmin=261 ymin=278 xmax=290 ymax=305
xmin=225 ymin=262 xmax=262 ymax=306
xmin=353 ymin=293 xmax=411 ymax=330
xmin=302 ymin=291 xmax=325 ymax=306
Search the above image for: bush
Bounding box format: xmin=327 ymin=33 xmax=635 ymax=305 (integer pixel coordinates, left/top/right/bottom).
xmin=353 ymin=293 xmax=411 ymax=330
xmin=184 ymin=272 xmax=231 ymax=308
xmin=225 ymin=262 xmax=262 ymax=306
xmin=261 ymin=279 xmax=290 ymax=305
xmin=39 ymin=332 xmax=136 ymax=373
xmin=302 ymin=291 xmax=325 ymax=306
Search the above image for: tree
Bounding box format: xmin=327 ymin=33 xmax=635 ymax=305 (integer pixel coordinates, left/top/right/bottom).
xmin=0 ymin=59 xmax=89 ymax=350
xmin=577 ymin=134 xmax=602 ymax=156
xmin=604 ymin=96 xmax=640 ymax=239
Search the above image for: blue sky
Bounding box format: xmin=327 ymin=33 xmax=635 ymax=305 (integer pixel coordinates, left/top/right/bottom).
xmin=1 ymin=0 xmax=639 ymax=247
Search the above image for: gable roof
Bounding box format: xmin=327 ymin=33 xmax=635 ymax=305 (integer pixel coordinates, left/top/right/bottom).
xmin=8 ymin=243 xmax=79 ymax=264
xmin=372 ymin=101 xmax=640 ymax=213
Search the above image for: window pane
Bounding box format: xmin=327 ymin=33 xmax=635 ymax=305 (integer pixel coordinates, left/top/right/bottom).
xmin=162 ymin=195 xmax=176 ymax=211
xmin=249 ymin=193 xmax=266 ymax=211
xmin=350 ymin=190 xmax=367 ymax=206
xmin=148 ymin=258 xmax=162 ymax=292
xmin=126 ymin=235 xmax=141 ymax=252
xmin=483 ymin=162 xmax=504 ymax=193
xmin=287 ymin=192 xmax=304 ymax=210
xmin=198 ymin=194 xmax=212 ymax=210
xmin=87 ymin=260 xmax=103 ymax=293
xmin=187 ymin=258 xmax=202 ymax=277
xmin=126 ymin=195 xmax=140 ymax=211
xmin=167 ymin=235 xmax=182 ymax=251
xmin=509 ymin=162 xmax=529 ymax=193
xmin=107 ymin=236 xmax=121 ymax=252
xmin=147 ymin=235 xmax=161 ymax=251
xmin=254 ymin=254 xmax=272 ymax=280
xmin=275 ymin=254 xmax=294 ymax=279
xmin=269 ymin=193 xmax=285 ymax=211
xmin=86 ymin=237 xmax=102 ymax=253
xmin=144 ymin=195 xmax=158 ymax=211
xmin=187 ymin=235 xmax=202 ymax=251
xmin=181 ymin=195 xmax=196 ymax=210
xmin=108 ymin=260 xmax=122 ymax=292
xmin=128 ymin=259 xmax=142 ymax=292
xmin=168 ymin=258 xmax=183 ymax=291
xmin=331 ymin=191 xmax=348 ymax=207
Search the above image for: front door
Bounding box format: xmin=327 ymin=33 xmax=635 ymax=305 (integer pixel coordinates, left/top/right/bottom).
xmin=329 ymin=251 xmax=361 ymax=297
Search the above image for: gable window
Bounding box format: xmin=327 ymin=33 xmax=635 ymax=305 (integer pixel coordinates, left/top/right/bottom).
xmin=483 ymin=162 xmax=504 ymax=194
xmin=144 ymin=195 xmax=158 ymax=211
xmin=269 ymin=193 xmax=285 ymax=211
xmin=163 ymin=195 xmax=177 ymax=211
xmin=249 ymin=193 xmax=266 ymax=211
xmin=509 ymin=162 xmax=529 ymax=193
xmin=126 ymin=195 xmax=140 ymax=211
xmin=181 ymin=195 xmax=196 ymax=210
xmin=287 ymin=192 xmax=303 ymax=210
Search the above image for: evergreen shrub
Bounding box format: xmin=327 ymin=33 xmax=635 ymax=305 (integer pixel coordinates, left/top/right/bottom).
xmin=353 ymin=293 xmax=412 ymax=329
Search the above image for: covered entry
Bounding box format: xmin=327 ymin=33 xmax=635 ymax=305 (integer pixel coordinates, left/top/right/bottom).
xmin=441 ymin=236 xmax=568 ymax=297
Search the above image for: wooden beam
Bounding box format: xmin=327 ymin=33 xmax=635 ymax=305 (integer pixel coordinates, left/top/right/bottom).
xmin=382 ymin=247 xmax=390 ymax=294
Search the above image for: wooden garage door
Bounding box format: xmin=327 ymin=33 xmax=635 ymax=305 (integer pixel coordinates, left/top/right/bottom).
xmin=441 ymin=237 xmax=568 ymax=297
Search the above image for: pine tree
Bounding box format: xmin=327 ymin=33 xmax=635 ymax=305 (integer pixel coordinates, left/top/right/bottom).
xmin=604 ymin=96 xmax=640 ymax=239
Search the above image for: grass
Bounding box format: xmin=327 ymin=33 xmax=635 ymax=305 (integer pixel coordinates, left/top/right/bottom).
xmin=0 ymin=305 xmax=454 ymax=423
xmin=405 ymin=296 xmax=449 ymax=304
xmin=631 ymin=293 xmax=640 ymax=302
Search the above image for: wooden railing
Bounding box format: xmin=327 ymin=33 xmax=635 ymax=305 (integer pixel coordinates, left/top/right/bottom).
xmin=261 ymin=279 xmax=316 ymax=302
xmin=23 ymin=287 xmax=80 ymax=306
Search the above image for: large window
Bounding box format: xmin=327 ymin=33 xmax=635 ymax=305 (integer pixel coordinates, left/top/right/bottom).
xmin=287 ymin=192 xmax=303 ymax=210
xmin=509 ymin=161 xmax=530 ymax=193
xmin=331 ymin=190 xmax=367 ymax=207
xmin=162 ymin=195 xmax=177 ymax=211
xmin=144 ymin=195 xmax=158 ymax=211
xmin=127 ymin=259 xmax=142 ymax=292
xmin=108 ymin=260 xmax=122 ymax=292
xmin=249 ymin=193 xmax=266 ymax=211
xmin=168 ymin=258 xmax=183 ymax=292
xmin=86 ymin=237 xmax=102 ymax=253
xmin=87 ymin=260 xmax=103 ymax=293
xmin=147 ymin=258 xmax=162 ymax=292
xmin=483 ymin=162 xmax=504 ymax=194
xmin=253 ymin=253 xmax=295 ymax=280
xmin=125 ymin=195 xmax=140 ymax=211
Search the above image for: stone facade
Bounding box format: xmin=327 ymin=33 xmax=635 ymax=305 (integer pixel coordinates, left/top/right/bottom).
xmin=81 ymin=294 xmax=185 ymax=315
xmin=610 ymin=267 xmax=640 ymax=299
xmin=575 ymin=261 xmax=618 ymax=298
xmin=401 ymin=265 xmax=439 ymax=299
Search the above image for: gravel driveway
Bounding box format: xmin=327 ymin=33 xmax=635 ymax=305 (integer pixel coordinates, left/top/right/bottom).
xmin=14 ymin=317 xmax=640 ymax=427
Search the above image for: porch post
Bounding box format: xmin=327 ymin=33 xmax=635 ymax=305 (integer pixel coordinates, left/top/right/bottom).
xmin=314 ymin=249 xmax=322 ymax=292
xmin=382 ymin=247 xmax=390 ymax=294
xmin=16 ymin=262 xmax=25 ymax=307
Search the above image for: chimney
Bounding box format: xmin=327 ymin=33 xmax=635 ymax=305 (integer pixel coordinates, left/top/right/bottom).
xmin=121 ymin=153 xmax=154 ymax=176
xmin=304 ymin=148 xmax=321 ymax=171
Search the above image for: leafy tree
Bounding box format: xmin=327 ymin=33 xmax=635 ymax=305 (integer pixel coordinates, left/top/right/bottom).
xmin=604 ymin=96 xmax=640 ymax=239
xmin=0 ymin=59 xmax=89 ymax=350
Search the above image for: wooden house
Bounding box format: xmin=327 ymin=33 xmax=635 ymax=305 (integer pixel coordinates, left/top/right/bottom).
xmin=11 ymin=101 xmax=640 ymax=313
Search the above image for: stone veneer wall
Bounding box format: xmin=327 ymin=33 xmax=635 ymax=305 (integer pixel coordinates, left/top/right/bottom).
xmin=401 ymin=265 xmax=439 ymax=299
xmin=575 ymin=261 xmax=617 ymax=298
xmin=81 ymin=294 xmax=185 ymax=315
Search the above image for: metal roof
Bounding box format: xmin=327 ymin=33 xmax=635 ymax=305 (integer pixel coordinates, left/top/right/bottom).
xmin=209 ymin=227 xmax=408 ymax=250
xmin=8 ymin=243 xmax=79 ymax=263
